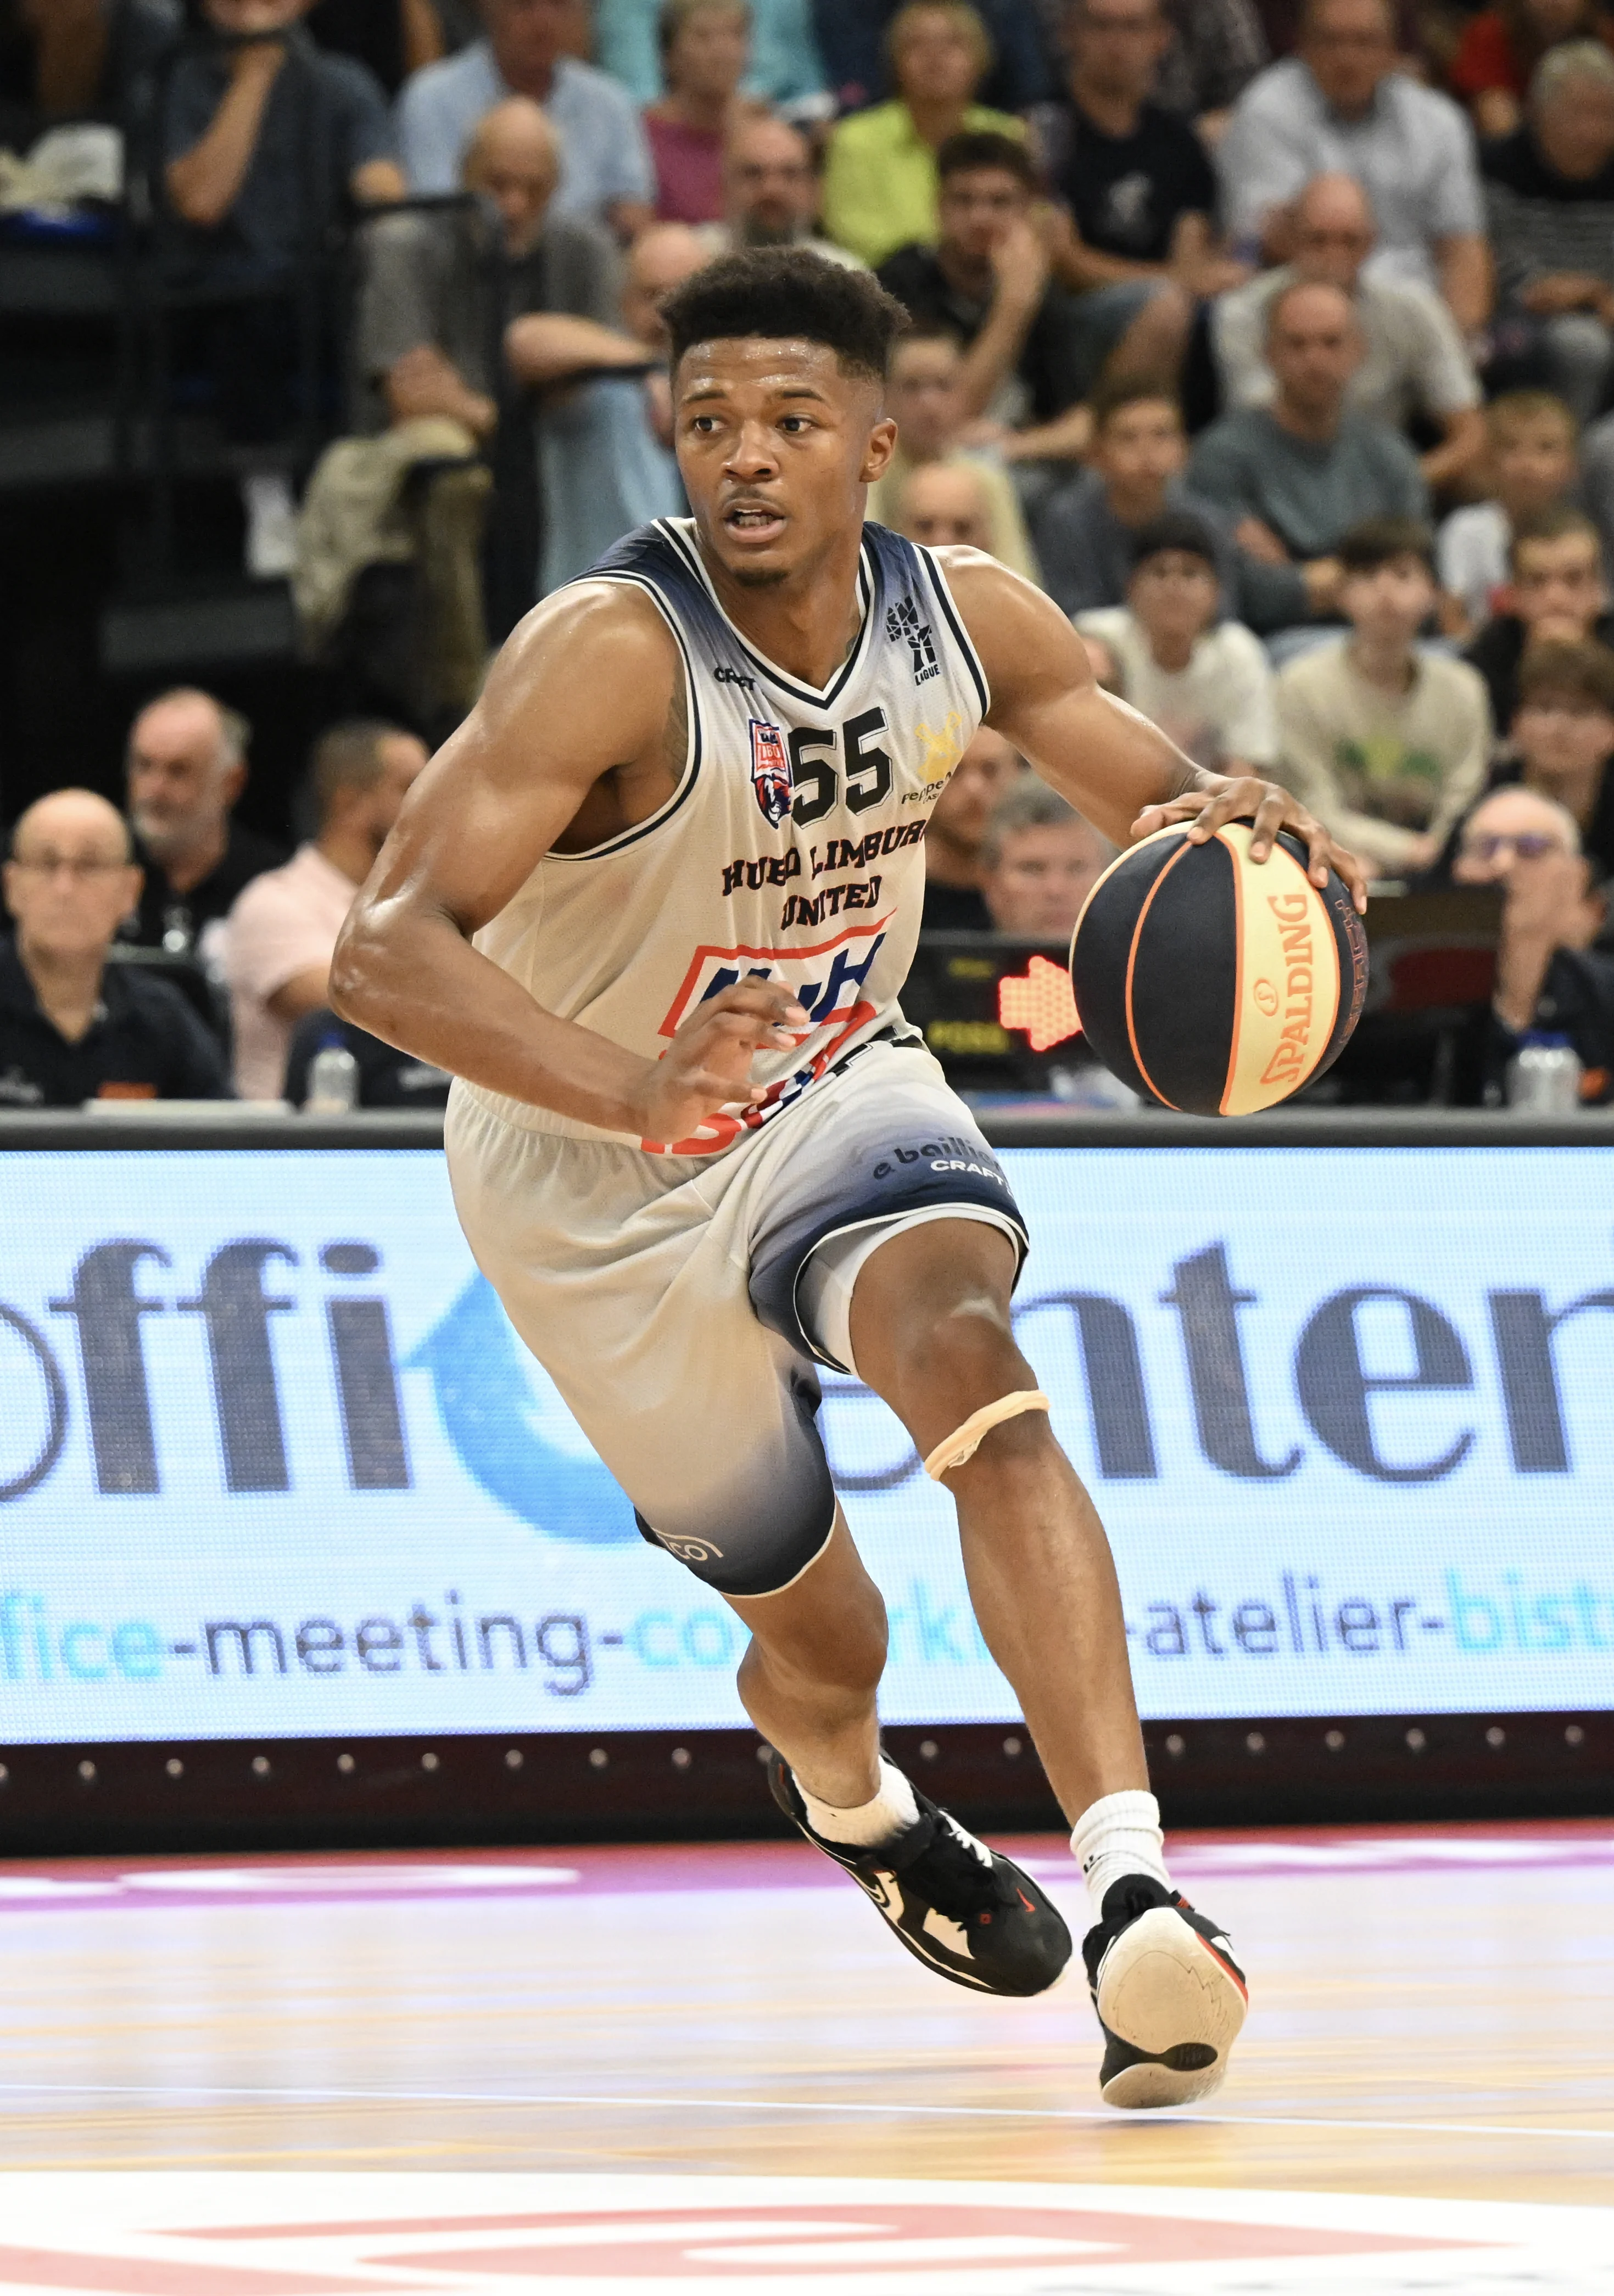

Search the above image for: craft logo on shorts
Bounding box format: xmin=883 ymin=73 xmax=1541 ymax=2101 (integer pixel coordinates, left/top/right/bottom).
xmin=750 ymin=718 xmax=792 ymax=826
xmin=886 ymin=595 xmax=939 ymax=685
xmin=656 ymin=1531 xmax=724 ymax=1565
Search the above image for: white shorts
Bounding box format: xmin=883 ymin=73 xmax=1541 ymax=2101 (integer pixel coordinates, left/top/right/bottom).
xmin=444 ymin=1040 xmax=1028 ymax=1597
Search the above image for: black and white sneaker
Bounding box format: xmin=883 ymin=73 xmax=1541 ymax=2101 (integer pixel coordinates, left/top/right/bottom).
xmin=1082 ymin=1874 xmax=1247 ymax=2108
xmin=769 ymin=1753 xmax=1071 ymax=1997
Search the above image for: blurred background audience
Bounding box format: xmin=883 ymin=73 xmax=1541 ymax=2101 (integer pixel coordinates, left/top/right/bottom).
xmin=1273 ymin=516 xmax=1492 ymax=876
xmin=1 ymin=791 xmax=230 ymax=1106
xmin=226 ymin=719 xmax=425 ymax=1099
xmin=979 ymin=776 xmax=1116 ymax=936
xmin=920 ymin=724 xmax=1028 ymax=926
xmin=16 ymin=0 xmax=1614 ymax=1109
xmin=1075 ymin=511 xmax=1280 ymax=769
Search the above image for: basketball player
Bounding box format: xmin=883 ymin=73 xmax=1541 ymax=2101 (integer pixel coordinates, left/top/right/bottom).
xmin=332 ymin=251 xmax=1366 ymax=2109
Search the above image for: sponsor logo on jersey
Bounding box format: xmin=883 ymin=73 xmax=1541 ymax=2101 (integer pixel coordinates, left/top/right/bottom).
xmin=712 ymin=664 xmax=756 ymax=689
xmin=644 ymin=918 xmax=892 ymax=1156
xmin=887 ymin=595 xmax=940 ymax=685
xmin=903 ymin=709 xmax=966 ymax=800
xmin=749 ymin=718 xmax=792 ymax=826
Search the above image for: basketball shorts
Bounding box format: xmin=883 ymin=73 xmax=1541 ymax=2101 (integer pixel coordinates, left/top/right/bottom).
xmin=444 ymin=1039 xmax=1028 ymax=1597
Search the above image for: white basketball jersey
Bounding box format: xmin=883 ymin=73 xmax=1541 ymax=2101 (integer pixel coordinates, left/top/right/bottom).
xmin=466 ymin=517 xmax=989 ymax=1155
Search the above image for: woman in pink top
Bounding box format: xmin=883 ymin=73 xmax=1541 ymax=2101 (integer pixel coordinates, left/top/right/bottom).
xmin=644 ymin=0 xmax=758 ymax=223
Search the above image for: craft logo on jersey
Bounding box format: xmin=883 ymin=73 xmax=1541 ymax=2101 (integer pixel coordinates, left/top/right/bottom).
xmin=886 ymin=595 xmax=939 ymax=685
xmin=749 ymin=718 xmax=792 ymax=826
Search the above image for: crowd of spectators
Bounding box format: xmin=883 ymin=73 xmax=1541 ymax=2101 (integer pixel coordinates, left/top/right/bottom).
xmin=10 ymin=0 xmax=1614 ymax=1103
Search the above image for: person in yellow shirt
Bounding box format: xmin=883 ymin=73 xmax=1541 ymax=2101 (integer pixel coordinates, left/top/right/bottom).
xmin=821 ymin=0 xmax=1025 ymax=267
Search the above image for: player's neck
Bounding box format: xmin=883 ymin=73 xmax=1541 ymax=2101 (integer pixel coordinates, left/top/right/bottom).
xmin=695 ymin=528 xmax=868 ymax=688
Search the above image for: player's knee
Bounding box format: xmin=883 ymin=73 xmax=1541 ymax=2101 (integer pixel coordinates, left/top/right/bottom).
xmin=900 ymin=1293 xmax=1029 ymax=1406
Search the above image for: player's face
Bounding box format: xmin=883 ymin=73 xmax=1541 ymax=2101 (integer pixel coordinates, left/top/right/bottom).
xmin=675 ymin=338 xmax=895 ymax=589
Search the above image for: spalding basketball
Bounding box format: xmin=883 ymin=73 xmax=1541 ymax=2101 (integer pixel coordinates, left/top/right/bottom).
xmin=1069 ymin=821 xmax=1367 ymax=1115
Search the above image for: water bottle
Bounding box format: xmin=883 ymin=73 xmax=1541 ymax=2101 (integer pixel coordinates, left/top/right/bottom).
xmin=1505 ymin=1031 xmax=1582 ymax=1114
xmin=305 ymin=1037 xmax=359 ymax=1115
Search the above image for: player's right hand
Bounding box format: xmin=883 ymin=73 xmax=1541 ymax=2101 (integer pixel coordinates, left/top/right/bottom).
xmin=631 ymin=981 xmax=809 ymax=1146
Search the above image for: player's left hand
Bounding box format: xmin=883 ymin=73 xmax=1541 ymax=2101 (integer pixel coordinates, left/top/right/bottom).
xmin=1131 ymin=774 xmax=1370 ymax=914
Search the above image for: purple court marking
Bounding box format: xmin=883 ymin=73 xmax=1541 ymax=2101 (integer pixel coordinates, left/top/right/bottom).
xmin=0 ymin=1821 xmax=1607 ymax=1912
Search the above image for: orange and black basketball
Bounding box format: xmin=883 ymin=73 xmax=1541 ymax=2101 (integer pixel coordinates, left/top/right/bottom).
xmin=1069 ymin=821 xmax=1368 ymax=1115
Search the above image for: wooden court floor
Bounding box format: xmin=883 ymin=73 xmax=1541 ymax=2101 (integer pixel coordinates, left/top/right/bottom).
xmin=0 ymin=1820 xmax=1609 ymax=2293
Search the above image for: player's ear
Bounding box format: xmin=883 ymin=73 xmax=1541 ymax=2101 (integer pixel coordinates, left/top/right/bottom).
xmin=860 ymin=416 xmax=898 ymax=485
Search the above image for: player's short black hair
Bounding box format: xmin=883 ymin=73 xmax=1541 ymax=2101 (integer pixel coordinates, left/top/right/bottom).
xmin=1129 ymin=511 xmax=1220 ymax=573
xmin=662 ymin=248 xmax=911 ymax=384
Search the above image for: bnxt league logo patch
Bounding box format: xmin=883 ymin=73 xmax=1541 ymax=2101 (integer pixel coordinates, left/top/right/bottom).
xmin=886 ymin=594 xmax=939 ymax=684
xmin=750 ymin=718 xmax=792 ymax=826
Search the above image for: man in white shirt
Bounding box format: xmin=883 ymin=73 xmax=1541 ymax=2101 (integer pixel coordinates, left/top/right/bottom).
xmin=1076 ymin=510 xmax=1279 ymax=770
xmin=398 ymin=0 xmax=654 ymax=235
xmin=225 ymin=720 xmax=426 ymax=1098
xmin=1212 ymin=171 xmax=1484 ymax=494
xmin=1217 ymin=0 xmax=1490 ymax=333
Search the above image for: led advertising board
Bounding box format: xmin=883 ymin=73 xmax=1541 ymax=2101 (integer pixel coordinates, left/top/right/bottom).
xmin=0 ymin=1146 xmax=1609 ymax=1740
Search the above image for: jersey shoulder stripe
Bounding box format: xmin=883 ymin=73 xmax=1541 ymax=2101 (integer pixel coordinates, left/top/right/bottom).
xmin=911 ymin=537 xmax=991 ymax=718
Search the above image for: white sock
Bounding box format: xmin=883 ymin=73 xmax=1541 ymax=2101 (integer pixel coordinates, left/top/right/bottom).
xmin=797 ymin=1756 xmax=919 ymax=1849
xmin=1071 ymin=1789 xmax=1170 ymax=1922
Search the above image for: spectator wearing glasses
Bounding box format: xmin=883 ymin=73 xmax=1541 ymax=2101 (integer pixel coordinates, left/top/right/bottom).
xmin=1451 ymin=785 xmax=1614 ymax=1100
xmin=1212 ymin=173 xmax=1485 ymax=496
xmin=121 ymin=689 xmax=286 ymax=964
xmin=1218 ymin=0 xmax=1490 ymax=334
xmin=398 ymin=0 xmax=655 ymax=237
xmin=225 ymin=719 xmax=427 ymax=1098
xmin=0 ymin=791 xmax=231 ymax=1107
xmin=820 ymin=2 xmax=1025 ymax=269
xmin=1485 ymin=635 xmax=1614 ymax=877
xmin=699 ymin=113 xmax=862 ymax=262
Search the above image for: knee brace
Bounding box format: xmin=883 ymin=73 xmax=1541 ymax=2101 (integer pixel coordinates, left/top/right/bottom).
xmin=923 ymin=1390 xmax=1051 ymax=1481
